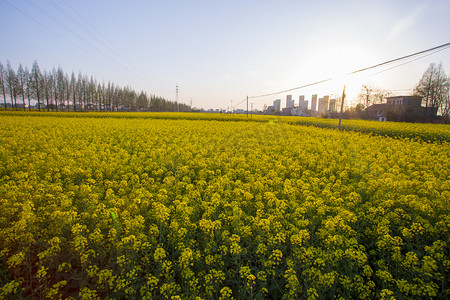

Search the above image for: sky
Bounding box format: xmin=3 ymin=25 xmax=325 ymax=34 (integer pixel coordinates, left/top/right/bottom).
xmin=1 ymin=0 xmax=450 ymax=110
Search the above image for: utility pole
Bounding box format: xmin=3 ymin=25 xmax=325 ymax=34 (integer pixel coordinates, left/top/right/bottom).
xmin=246 ymin=95 xmax=249 ymax=117
xmin=231 ymin=99 xmax=233 ymax=115
xmin=338 ymin=85 xmax=346 ymax=131
xmin=251 ymin=103 xmax=254 ymax=118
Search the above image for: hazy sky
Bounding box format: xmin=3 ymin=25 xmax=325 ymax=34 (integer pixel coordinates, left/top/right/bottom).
xmin=1 ymin=0 xmax=449 ymax=110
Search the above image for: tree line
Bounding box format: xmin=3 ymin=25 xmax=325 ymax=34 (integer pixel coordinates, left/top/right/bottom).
xmin=0 ymin=60 xmax=190 ymax=112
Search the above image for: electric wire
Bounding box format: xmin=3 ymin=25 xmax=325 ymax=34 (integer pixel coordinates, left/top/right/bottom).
xmin=4 ymin=0 xmax=131 ymax=77
xmin=363 ymin=45 xmax=450 ymax=78
xmin=24 ymin=0 xmax=153 ymax=87
xmin=49 ymin=0 xmax=165 ymax=89
xmin=4 ymin=0 xmax=166 ymax=94
xmin=349 ymin=42 xmax=450 ymax=76
xmin=248 ymin=77 xmax=334 ymax=99
xmin=232 ymin=98 xmax=247 ymax=109
xmin=0 ymin=0 xmax=106 ymax=63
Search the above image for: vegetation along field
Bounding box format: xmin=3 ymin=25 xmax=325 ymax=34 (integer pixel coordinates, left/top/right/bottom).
xmin=0 ymin=112 xmax=449 ymax=299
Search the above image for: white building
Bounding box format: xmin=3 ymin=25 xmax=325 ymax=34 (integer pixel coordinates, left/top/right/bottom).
xmin=318 ymin=95 xmax=329 ymax=114
xmin=286 ymin=95 xmax=295 ymax=109
xmin=291 ymin=107 xmax=307 ymax=116
xmin=273 ymin=99 xmax=281 ymax=111
xmin=299 ymin=95 xmax=308 ymax=111
xmin=311 ymin=94 xmax=318 ymax=112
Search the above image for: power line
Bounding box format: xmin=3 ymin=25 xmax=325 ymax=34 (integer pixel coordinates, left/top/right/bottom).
xmin=247 ymin=42 xmax=450 ymax=101
xmin=54 ymin=0 xmax=165 ymax=89
xmin=363 ymin=44 xmax=450 ymax=78
xmin=349 ymin=42 xmax=450 ymax=75
xmin=1 ymin=0 xmax=103 ymax=60
xmin=232 ymin=98 xmax=247 ymax=109
xmin=249 ymin=77 xmax=334 ymax=99
xmin=4 ymin=0 xmax=165 ymax=92
xmin=25 ymin=0 xmax=152 ymax=85
xmin=6 ymin=0 xmax=127 ymax=73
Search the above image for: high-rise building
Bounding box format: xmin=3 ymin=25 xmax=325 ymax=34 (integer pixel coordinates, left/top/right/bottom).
xmin=329 ymin=98 xmax=337 ymax=112
xmin=299 ymin=95 xmax=308 ymax=111
xmin=273 ymin=99 xmax=281 ymax=111
xmin=311 ymin=94 xmax=318 ymax=112
xmin=318 ymin=95 xmax=329 ymax=114
xmin=286 ymin=95 xmax=295 ymax=109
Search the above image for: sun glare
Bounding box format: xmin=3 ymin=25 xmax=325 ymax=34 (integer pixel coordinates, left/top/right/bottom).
xmin=304 ymin=44 xmax=376 ymax=103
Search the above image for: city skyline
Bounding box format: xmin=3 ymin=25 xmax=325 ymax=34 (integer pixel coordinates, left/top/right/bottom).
xmin=266 ymin=94 xmax=337 ymax=114
xmin=1 ymin=0 xmax=450 ymax=110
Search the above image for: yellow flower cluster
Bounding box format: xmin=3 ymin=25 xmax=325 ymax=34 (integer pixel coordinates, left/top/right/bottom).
xmin=0 ymin=112 xmax=449 ymax=299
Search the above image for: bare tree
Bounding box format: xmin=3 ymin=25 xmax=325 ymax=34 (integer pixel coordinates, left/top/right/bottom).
xmin=31 ymin=60 xmax=43 ymax=111
xmin=357 ymin=84 xmax=391 ymax=107
xmin=25 ymin=66 xmax=32 ymax=110
xmin=77 ymin=72 xmax=85 ymax=110
xmin=357 ymin=85 xmax=373 ymax=108
xmin=70 ymin=72 xmax=77 ymax=111
xmin=98 ymin=82 xmax=105 ymax=111
xmin=43 ymin=70 xmax=52 ymax=111
xmin=64 ymin=72 xmax=71 ymax=111
xmin=107 ymin=81 xmax=113 ymax=111
xmin=56 ymin=67 xmax=66 ymax=110
xmin=0 ymin=62 xmax=7 ymax=110
xmin=89 ymin=76 xmax=96 ymax=109
xmin=17 ymin=64 xmax=28 ymax=110
xmin=373 ymin=88 xmax=392 ymax=104
xmin=51 ymin=68 xmax=59 ymax=111
xmin=414 ymin=62 xmax=449 ymax=116
xmin=6 ymin=61 xmax=18 ymax=110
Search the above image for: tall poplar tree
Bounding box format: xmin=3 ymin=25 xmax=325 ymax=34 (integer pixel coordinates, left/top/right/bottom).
xmin=25 ymin=66 xmax=32 ymax=110
xmin=17 ymin=64 xmax=28 ymax=110
xmin=57 ymin=67 xmax=66 ymax=110
xmin=70 ymin=72 xmax=76 ymax=111
xmin=6 ymin=61 xmax=18 ymax=110
xmin=0 ymin=62 xmax=7 ymax=109
xmin=31 ymin=60 xmax=43 ymax=111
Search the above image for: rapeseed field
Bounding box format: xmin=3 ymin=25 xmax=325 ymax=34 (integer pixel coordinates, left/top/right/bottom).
xmin=0 ymin=113 xmax=448 ymax=299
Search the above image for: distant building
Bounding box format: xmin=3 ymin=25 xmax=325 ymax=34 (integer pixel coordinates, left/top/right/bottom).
xmin=299 ymin=95 xmax=308 ymax=111
xmin=365 ymin=95 xmax=438 ymax=121
xmin=273 ymin=99 xmax=281 ymax=112
xmin=388 ymin=96 xmax=421 ymax=106
xmin=286 ymin=95 xmax=295 ymax=109
xmin=329 ymin=98 xmax=337 ymax=113
xmin=318 ymin=95 xmax=329 ymax=114
xmin=365 ymin=104 xmax=386 ymax=120
xmin=291 ymin=107 xmax=307 ymax=116
xmin=282 ymin=107 xmax=293 ymax=115
xmin=119 ymin=106 xmax=131 ymax=112
xmin=311 ymin=94 xmax=318 ymax=112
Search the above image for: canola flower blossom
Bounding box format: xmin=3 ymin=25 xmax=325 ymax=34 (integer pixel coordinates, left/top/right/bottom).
xmin=0 ymin=112 xmax=449 ymax=299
